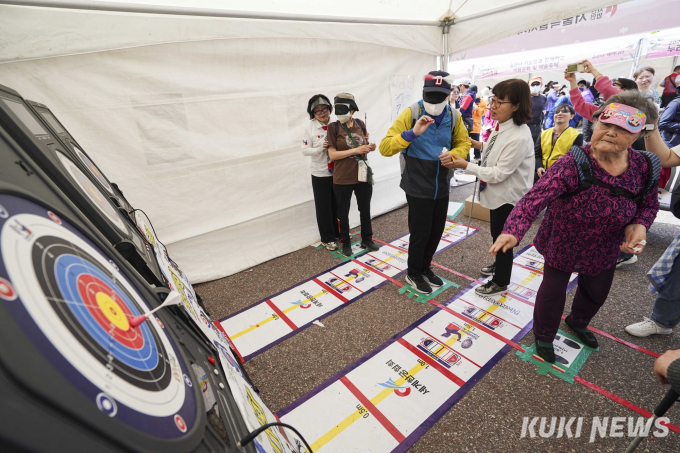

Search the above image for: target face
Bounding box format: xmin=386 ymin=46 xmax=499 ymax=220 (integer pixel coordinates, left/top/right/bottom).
xmin=71 ymin=145 xmax=114 ymax=196
xmin=55 ymin=151 xmax=127 ymax=234
xmin=0 ymin=194 xmax=197 ymax=438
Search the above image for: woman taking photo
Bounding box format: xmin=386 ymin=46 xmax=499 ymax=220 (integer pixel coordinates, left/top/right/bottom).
xmin=443 ymin=79 xmax=534 ymax=296
xmin=491 ymin=90 xmax=660 ymax=362
xmin=327 ymin=93 xmax=378 ymax=257
xmin=302 ymin=94 xmax=339 ymax=250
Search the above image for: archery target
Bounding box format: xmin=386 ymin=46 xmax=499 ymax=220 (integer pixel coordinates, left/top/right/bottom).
xmin=0 ymin=194 xmax=197 ymax=438
xmin=71 ymin=144 xmax=115 ymax=196
xmin=55 ymin=151 xmax=127 ymax=234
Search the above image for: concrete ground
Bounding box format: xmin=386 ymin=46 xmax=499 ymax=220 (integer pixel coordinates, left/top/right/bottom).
xmin=196 ymin=182 xmax=680 ymax=453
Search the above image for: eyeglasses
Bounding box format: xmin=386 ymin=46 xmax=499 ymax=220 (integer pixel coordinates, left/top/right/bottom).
xmin=489 ymin=98 xmax=514 ymax=108
xmin=313 ymin=107 xmax=330 ymax=115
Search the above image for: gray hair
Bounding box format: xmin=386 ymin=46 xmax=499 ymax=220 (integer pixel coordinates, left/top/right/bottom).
xmin=591 ymin=89 xmax=659 ymax=127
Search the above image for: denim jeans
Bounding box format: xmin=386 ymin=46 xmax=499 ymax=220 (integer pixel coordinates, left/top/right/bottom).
xmin=651 ymin=255 xmax=680 ymax=328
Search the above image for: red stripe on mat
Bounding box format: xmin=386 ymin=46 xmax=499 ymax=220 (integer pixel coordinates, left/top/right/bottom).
xmin=574 ymin=376 xmax=680 ymax=435
xmin=504 ymin=291 xmax=535 ymax=307
xmin=339 ymin=376 xmax=406 ymax=443
xmin=328 ymin=270 xmax=364 ymax=294
xmin=428 ymin=300 xmax=525 ymax=352
xmin=514 ymin=262 xmax=544 ymax=275
xmin=560 ymin=316 xmax=660 ymax=358
xmin=313 ymin=277 xmax=349 ymax=303
xmin=397 ymin=338 xmax=466 ymax=387
xmin=352 ymin=259 xmax=405 ymax=288
xmin=455 ymin=296 xmax=522 ymax=330
xmin=265 ymin=300 xmax=298 ymax=331
xmin=212 ymin=320 xmax=245 ymax=363
xmin=430 ymin=262 xmax=486 ymax=285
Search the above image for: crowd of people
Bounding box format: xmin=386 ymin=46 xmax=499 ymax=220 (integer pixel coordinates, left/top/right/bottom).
xmin=301 ymin=60 xmax=680 ymax=370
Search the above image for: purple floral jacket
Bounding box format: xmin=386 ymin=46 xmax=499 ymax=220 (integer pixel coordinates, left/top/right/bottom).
xmin=502 ymin=145 xmax=660 ymax=275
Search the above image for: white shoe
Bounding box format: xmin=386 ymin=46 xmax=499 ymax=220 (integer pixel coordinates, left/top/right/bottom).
xmin=625 ymin=317 xmax=672 ymax=337
xmin=616 ymin=254 xmax=638 ymax=268
xmin=322 ymin=241 xmax=338 ymax=251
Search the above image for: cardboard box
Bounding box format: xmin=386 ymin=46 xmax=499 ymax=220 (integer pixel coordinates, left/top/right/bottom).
xmin=462 ymin=195 xmax=490 ymax=222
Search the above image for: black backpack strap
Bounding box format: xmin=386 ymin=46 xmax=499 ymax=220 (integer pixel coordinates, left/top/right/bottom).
xmin=635 ymin=150 xmax=661 ymax=202
xmin=559 ymin=146 xmax=593 ymax=198
xmin=355 ymin=119 xmax=366 ymax=135
xmin=334 ymin=121 xmax=339 ymax=135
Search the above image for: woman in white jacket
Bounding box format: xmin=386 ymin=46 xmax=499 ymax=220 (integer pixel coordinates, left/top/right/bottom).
xmin=303 ymin=94 xmax=339 ymax=250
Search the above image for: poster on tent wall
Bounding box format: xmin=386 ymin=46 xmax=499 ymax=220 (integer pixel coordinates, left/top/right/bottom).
xmin=450 ymin=0 xmax=680 ymax=61
xmin=390 ymin=75 xmax=414 ymax=122
xmin=646 ymin=35 xmax=680 ymax=59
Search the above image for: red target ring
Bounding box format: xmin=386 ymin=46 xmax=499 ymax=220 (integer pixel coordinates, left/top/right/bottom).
xmin=0 ymin=277 xmax=17 ymax=301
xmin=394 ymin=387 xmax=411 ymax=397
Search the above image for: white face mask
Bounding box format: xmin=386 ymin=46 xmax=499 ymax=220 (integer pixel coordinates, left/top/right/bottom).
xmin=337 ymin=113 xmax=352 ymax=123
xmin=423 ymin=100 xmax=447 ymax=116
xmin=530 ymin=85 xmax=541 ymax=94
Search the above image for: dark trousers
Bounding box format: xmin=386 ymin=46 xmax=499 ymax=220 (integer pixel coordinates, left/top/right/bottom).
xmin=489 ymin=203 xmax=515 ymax=286
xmin=311 ymin=175 xmax=338 ymax=243
xmin=533 ymin=263 xmax=616 ymax=342
xmin=406 ymin=194 xmax=449 ymax=276
xmin=334 ymin=182 xmax=372 ymax=245
xmin=469 ymin=133 xmax=481 ymax=159
xmin=528 ymin=124 xmax=541 ymax=146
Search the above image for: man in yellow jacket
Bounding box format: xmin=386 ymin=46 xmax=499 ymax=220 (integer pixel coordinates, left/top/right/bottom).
xmin=380 ymin=70 xmax=470 ymax=295
xmin=534 ymin=104 xmax=583 ymax=182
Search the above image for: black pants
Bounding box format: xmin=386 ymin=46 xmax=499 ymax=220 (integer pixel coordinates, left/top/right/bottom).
xmin=334 ymin=183 xmax=372 ymax=245
xmin=311 ymin=175 xmax=338 ymax=243
xmin=469 ymin=133 xmax=481 ymax=160
xmin=406 ymin=194 xmax=449 ymax=276
xmin=489 ymin=203 xmax=515 ymax=286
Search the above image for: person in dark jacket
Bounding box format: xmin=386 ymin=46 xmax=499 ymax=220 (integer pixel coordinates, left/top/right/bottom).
xmin=458 ymin=78 xmax=477 ymax=132
xmin=659 ymin=86 xmax=680 ymax=148
xmin=528 ymin=76 xmax=546 ymax=145
xmin=380 ymin=71 xmax=470 ymax=295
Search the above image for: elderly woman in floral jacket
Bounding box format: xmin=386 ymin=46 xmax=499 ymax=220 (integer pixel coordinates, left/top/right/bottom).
xmin=491 ymin=90 xmax=660 ymax=363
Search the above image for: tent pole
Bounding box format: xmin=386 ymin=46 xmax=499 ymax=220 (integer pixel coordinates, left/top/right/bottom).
xmin=629 ymin=38 xmax=647 ymax=79
xmin=441 ymin=20 xmax=451 ymax=73
xmin=0 ymin=0 xmax=440 ymax=26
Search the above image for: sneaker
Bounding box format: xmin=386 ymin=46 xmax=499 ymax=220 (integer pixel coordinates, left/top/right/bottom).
xmin=360 ymin=240 xmax=379 ymax=252
xmin=475 ymin=281 xmax=507 ymax=296
xmin=405 ymin=273 xmax=433 ymax=295
xmin=480 ymin=263 xmax=496 ymax=276
xmin=625 ymin=317 xmax=673 ymax=337
xmin=565 ymin=315 xmax=598 ymax=348
xmin=616 ymin=254 xmax=638 ymax=268
xmin=422 ymin=268 xmax=444 ymax=288
xmin=322 ymin=241 xmax=338 ymax=251
xmin=342 ymin=243 xmax=353 ymax=257
xmin=535 ymin=344 xmax=556 ymax=363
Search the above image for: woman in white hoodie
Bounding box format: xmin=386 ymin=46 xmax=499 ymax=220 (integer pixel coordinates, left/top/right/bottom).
xmin=302 ymin=94 xmax=339 ymax=250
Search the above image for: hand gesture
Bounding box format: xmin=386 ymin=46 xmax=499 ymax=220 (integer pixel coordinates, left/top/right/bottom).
xmin=581 ymin=59 xmax=602 ymax=79
xmin=564 ymin=69 xmax=576 ymax=83
xmin=323 ymin=140 xmax=329 ymax=148
xmin=439 ymin=151 xmax=454 ymax=168
xmin=654 ymin=349 xmax=680 ymax=385
xmin=621 ymin=223 xmax=647 ymax=255
xmin=489 ymin=234 xmax=518 ymax=256
xmin=368 ymin=143 xmax=377 ymax=152
xmin=414 ymin=115 xmax=435 ymax=136
xmin=356 ymin=145 xmax=372 ymax=155
xmin=536 ymin=168 xmax=545 ymax=178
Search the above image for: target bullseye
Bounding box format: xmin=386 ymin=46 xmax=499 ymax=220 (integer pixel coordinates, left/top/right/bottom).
xmin=96 ymin=292 xmax=130 ymax=331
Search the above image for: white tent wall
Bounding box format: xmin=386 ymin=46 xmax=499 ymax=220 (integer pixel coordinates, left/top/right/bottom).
xmin=0 ymin=28 xmax=433 ymax=283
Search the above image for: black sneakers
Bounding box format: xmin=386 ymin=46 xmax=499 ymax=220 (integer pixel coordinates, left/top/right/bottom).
xmin=406 ymin=273 xmax=433 ymax=295
xmin=342 ymin=242 xmax=353 ymax=257
xmin=361 ymin=240 xmax=379 ymax=252
xmin=480 ymin=263 xmax=496 ymax=276
xmin=565 ymin=315 xmax=598 ymax=348
xmin=475 ymin=281 xmax=507 ymax=296
xmin=536 ymin=344 xmax=556 ymax=363
xmin=422 ymin=268 xmax=444 ymax=288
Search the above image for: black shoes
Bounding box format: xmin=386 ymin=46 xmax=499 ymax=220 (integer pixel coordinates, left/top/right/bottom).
xmin=536 ymin=344 xmax=556 ymax=363
xmin=406 ymin=273 xmax=433 ymax=295
xmin=361 ymin=240 xmax=379 ymax=252
xmin=565 ymin=315 xmax=598 ymax=348
xmin=342 ymin=242 xmax=353 ymax=257
xmin=475 ymin=281 xmax=507 ymax=296
xmin=422 ymin=268 xmax=444 ymax=288
xmin=480 ymin=263 xmax=496 ymax=276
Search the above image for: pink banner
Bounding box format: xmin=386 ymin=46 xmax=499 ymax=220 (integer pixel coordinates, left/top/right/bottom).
xmin=450 ymin=0 xmax=680 ymax=62
xmin=646 ymin=36 xmax=680 ymax=59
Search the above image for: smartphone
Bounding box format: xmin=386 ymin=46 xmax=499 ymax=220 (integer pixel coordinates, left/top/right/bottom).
xmin=567 ymin=63 xmax=584 ymax=73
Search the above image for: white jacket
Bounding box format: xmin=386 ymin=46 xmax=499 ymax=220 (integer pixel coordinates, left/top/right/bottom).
xmin=302 ymin=118 xmax=332 ymax=177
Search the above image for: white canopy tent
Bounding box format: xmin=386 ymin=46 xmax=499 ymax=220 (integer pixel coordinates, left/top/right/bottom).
xmin=0 ymin=0 xmax=620 ymax=283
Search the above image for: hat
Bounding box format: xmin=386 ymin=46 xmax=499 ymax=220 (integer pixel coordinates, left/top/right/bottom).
xmin=334 ymin=93 xmax=359 ymax=112
xmin=423 ymin=71 xmax=453 ymax=95
xmin=599 ymin=103 xmax=646 ymax=133
xmin=458 ymin=77 xmax=471 ymax=87
xmin=310 ymin=96 xmax=330 ymax=111
xmin=529 ymin=76 xmax=542 ymax=86
xmin=576 ymin=78 xmax=589 ymax=86
xmin=470 ymin=84 xmax=478 ymax=93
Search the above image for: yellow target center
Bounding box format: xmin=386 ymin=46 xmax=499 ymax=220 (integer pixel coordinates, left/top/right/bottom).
xmin=96 ymin=292 xmax=130 ymax=331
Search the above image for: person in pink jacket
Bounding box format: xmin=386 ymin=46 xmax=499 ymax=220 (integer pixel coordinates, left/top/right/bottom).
xmin=481 ymin=98 xmax=497 ymax=142
xmin=567 ymin=59 xmax=621 ymax=119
